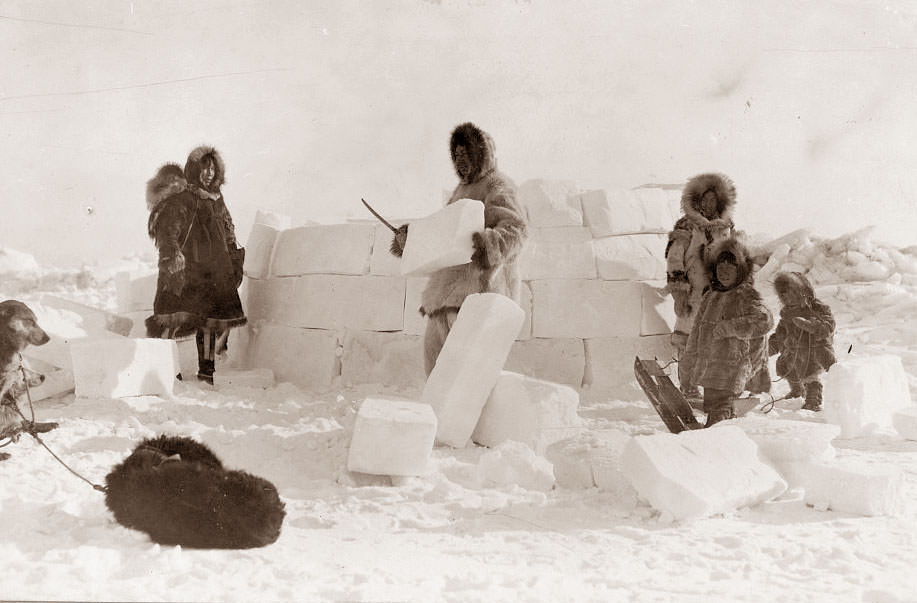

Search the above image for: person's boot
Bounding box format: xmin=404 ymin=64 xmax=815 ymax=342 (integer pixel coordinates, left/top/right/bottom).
xmin=680 ymin=384 xmax=703 ymax=410
xmin=197 ymin=359 xmax=215 ymax=385
xmin=788 ymin=380 xmax=805 ymax=399
xmin=705 ymin=408 xmax=736 ymax=428
xmin=802 ymin=381 xmax=823 ymax=411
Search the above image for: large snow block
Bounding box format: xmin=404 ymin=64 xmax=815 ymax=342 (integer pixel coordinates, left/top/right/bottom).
xmin=19 ymin=356 xmax=74 ymax=401
xmin=518 ymin=226 xmax=596 ymax=280
xmin=823 ymin=355 xmax=912 ymax=438
xmin=115 ymin=271 xmax=157 ymax=313
xmin=247 ymin=323 xmax=340 ymax=391
xmin=243 ymin=222 xmax=279 ymax=279
xmin=213 ymin=368 xmax=275 ymax=389
xmin=580 ymin=187 xmax=677 ymax=238
xmin=422 ymin=293 xmax=525 ymax=447
xmin=640 ymin=281 xmax=677 ymax=336
xmin=784 ymin=461 xmax=904 ymax=516
xmin=504 ymin=338 xmax=585 ymax=388
xmin=249 ymin=275 xmax=405 ymax=332
xmin=588 ymin=430 xmax=637 ymax=500
xmin=735 ymin=416 xmax=839 ymax=464
xmin=544 ymin=433 xmax=596 ymax=490
xmin=531 ymin=280 xmax=642 ymax=339
xmin=254 ymin=210 xmax=291 ymax=230
xmin=583 ymin=335 xmax=675 ymax=402
xmin=594 ymin=234 xmax=667 ymax=281
xmin=477 ymin=440 xmax=556 ymax=491
xmin=271 ymin=223 xmax=375 ymax=277
xmin=341 ymin=331 xmax=425 ymax=390
xmin=892 ymin=407 xmax=917 ymax=440
xmin=472 ymin=371 xmax=582 ymax=454
xmin=517 ymin=179 xmax=583 ymax=227
xmin=370 ymin=223 xmax=405 ymax=276
xmin=403 ymin=278 xmax=429 ymax=336
xmin=347 ymin=397 xmax=437 ymax=477
xmin=70 ymin=337 xmax=179 ymax=399
xmin=621 ymin=426 xmax=787 ymax=520
xmin=400 ymin=199 xmax=484 ymax=276
xmin=516 ymin=281 xmax=533 ymax=341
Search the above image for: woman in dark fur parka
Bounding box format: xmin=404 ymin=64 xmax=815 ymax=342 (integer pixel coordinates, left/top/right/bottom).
xmin=679 ymin=237 xmax=773 ymax=427
xmin=145 ymin=146 xmax=246 ymax=384
xmin=390 ymin=123 xmax=528 ymax=375
xmin=768 ymin=271 xmax=836 ymax=411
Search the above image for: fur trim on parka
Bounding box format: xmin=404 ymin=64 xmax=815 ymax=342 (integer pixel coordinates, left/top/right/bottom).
xmin=420 ymin=123 xmax=528 ymax=316
xmin=678 ymin=238 xmax=773 ymax=393
xmin=184 ymin=145 xmax=226 ymax=193
xmin=768 ymin=271 xmax=836 ymax=381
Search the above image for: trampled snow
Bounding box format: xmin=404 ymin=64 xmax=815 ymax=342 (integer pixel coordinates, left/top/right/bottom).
xmin=2 ymin=229 xmax=917 ymax=601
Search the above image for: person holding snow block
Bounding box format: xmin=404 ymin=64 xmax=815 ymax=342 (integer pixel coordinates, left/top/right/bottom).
xmin=679 ymin=238 xmax=773 ymax=427
xmin=768 ymin=271 xmax=836 ymax=411
xmin=665 ymin=173 xmax=737 ymax=402
xmin=145 ymin=146 xmax=247 ymax=385
xmin=389 ymin=122 xmax=528 ymax=376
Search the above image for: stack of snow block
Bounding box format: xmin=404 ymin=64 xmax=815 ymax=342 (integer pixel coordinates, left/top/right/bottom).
xmin=621 ymin=426 xmax=787 ymax=520
xmin=422 ymin=293 xmax=525 ymax=447
xmin=823 ymin=355 xmax=912 ymax=438
xmin=70 ymin=337 xmax=179 ymax=399
xmin=347 ymin=397 xmax=437 ymax=476
xmin=779 ymin=460 xmax=904 ymax=516
xmin=400 ymin=198 xmax=484 ymax=276
xmin=472 ymin=371 xmax=582 ymax=454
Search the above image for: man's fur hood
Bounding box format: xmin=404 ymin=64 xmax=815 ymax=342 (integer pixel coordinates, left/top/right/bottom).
xmin=681 ymin=172 xmax=736 ymax=225
xmin=450 ymin=122 xmax=497 ymax=184
xmin=184 ymin=145 xmax=226 ymax=193
xmin=773 ymin=271 xmax=816 ymax=303
xmin=707 ymin=236 xmax=754 ymax=290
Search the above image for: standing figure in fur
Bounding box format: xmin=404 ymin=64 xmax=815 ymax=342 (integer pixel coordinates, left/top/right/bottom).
xmin=679 ymin=238 xmax=773 ymax=427
xmin=665 ymin=173 xmax=737 ymax=401
xmin=768 ymin=271 xmax=836 ymax=411
xmin=389 ymin=122 xmax=528 ymax=375
xmin=145 ymin=146 xmax=247 ymax=384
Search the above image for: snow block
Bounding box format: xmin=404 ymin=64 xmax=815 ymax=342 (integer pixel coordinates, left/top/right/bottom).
xmin=247 ymin=323 xmax=340 ymax=391
xmin=270 ymin=223 xmax=375 ymax=277
xmin=892 ymin=407 xmax=917 ymax=440
xmin=640 ymin=281 xmax=677 ymax=336
xmin=823 ymin=355 xmax=912 ymax=438
xmin=422 ymin=293 xmax=525 ymax=447
xmin=580 ymin=187 xmax=677 ymax=238
xmin=544 ymin=433 xmax=596 ymax=489
xmin=516 ymin=281 xmax=533 ymax=341
xmin=531 ymin=280 xmax=642 ymax=339
xmin=248 ymin=275 xmax=405 ymax=332
xmin=70 ymin=337 xmax=179 ymax=399
xmin=621 ymin=426 xmax=787 ymax=520
xmin=582 ymin=335 xmax=675 ymax=401
xmin=472 ymin=371 xmax=582 ymax=455
xmin=243 ymin=223 xmax=279 ymax=279
xmin=400 ymin=199 xmax=484 ymax=276
xmin=369 ymin=223 xmax=404 ymax=276
xmin=594 ymin=234 xmax=667 ymax=281
xmin=347 ymin=397 xmax=437 ymax=477
xmin=755 ymin=243 xmax=791 ymax=287
xmin=504 ymin=338 xmax=585 ymax=389
xmin=477 ymin=440 xmax=556 ymax=491
xmin=784 ymin=460 xmax=904 ymax=516
xmin=213 ymin=368 xmax=275 ymax=389
xmin=403 ymin=277 xmax=429 ymax=336
xmin=517 ymin=179 xmax=583 ymax=227
xmin=589 ymin=430 xmax=638 ymax=501
xmin=19 ymin=356 xmax=74 ymax=401
xmin=254 ymin=210 xmax=291 ymax=230
xmin=518 ymin=226 xmax=596 ymax=280
xmin=175 ymin=338 xmax=198 ymax=380
xmin=341 ymin=331 xmax=425 ymax=390
xmin=115 ymin=271 xmax=158 ymax=313
xmin=735 ymin=416 xmax=839 ymax=464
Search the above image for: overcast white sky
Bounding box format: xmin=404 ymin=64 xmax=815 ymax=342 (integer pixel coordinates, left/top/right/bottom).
xmin=1 ymin=0 xmax=916 ymax=266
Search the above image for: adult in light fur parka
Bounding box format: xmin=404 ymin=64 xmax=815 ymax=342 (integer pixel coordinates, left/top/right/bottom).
xmin=144 ymin=146 xmax=246 ymax=383
xmin=679 ymin=237 xmax=773 ymax=426
xmin=665 ymin=173 xmax=737 ymax=358
xmin=390 ymin=123 xmax=528 ymax=375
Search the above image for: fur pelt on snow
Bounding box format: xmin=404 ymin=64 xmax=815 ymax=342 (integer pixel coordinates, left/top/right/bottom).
xmin=104 ymin=435 xmax=285 ymax=549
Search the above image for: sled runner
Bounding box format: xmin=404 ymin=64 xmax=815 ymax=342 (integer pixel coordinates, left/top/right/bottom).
xmin=634 ymin=356 xmax=704 ymax=434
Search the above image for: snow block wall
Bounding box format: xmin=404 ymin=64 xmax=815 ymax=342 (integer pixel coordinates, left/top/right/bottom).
xmin=206 ymin=180 xmax=681 ymax=396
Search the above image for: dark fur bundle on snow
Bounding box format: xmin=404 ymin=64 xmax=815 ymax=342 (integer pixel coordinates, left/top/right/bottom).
xmin=104 ymin=435 xmax=285 ymax=549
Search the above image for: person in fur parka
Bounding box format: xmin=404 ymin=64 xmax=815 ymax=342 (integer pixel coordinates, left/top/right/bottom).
xmin=666 ymin=173 xmax=737 ymax=362
xmin=768 ymin=271 xmax=836 ymax=411
xmin=145 ymin=146 xmax=246 ymax=383
xmin=679 ymin=237 xmax=773 ymax=427
xmin=390 ymin=122 xmax=528 ymax=375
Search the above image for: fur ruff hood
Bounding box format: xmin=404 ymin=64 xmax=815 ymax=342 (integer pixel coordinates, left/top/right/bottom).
xmin=450 ymin=122 xmax=497 ymax=184
xmin=707 ymin=237 xmax=754 ymax=290
xmin=146 ymin=163 xmax=187 ymax=212
xmin=773 ymin=271 xmax=816 ymax=302
xmin=681 ymin=172 xmax=736 ymax=225
xmin=184 ymin=145 xmax=226 ymax=194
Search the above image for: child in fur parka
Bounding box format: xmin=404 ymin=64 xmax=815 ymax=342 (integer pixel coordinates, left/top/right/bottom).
xmin=768 ymin=271 xmax=836 ymax=411
xmin=679 ymin=237 xmax=773 ymax=427
xmin=666 ymin=173 xmax=737 ymax=400
xmin=389 ymin=122 xmax=528 ymax=375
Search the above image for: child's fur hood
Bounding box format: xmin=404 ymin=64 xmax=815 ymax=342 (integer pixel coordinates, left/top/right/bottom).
xmin=145 ymin=163 xmax=187 ymax=212
xmin=450 ymin=122 xmax=497 ymax=184
xmin=681 ymin=172 xmax=736 ymax=224
xmin=773 ymin=271 xmax=816 ymax=302
xmin=708 ymin=236 xmax=754 ymax=290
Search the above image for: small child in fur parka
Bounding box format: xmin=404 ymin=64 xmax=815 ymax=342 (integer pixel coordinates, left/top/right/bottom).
xmin=768 ymin=271 xmax=837 ymax=411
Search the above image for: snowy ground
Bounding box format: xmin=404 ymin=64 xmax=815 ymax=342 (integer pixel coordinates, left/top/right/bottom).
xmin=3 ymin=234 xmax=917 ymax=602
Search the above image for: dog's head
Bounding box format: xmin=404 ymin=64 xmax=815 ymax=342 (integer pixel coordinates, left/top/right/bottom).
xmin=0 ymin=300 xmax=50 ymax=350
